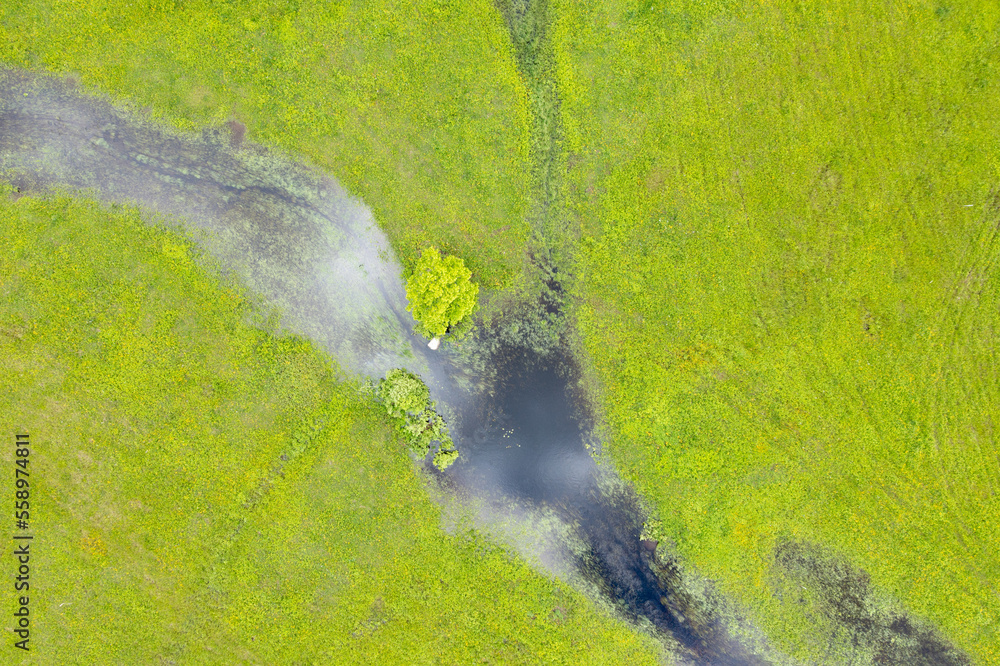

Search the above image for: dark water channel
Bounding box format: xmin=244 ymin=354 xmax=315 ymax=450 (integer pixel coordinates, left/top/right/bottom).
xmin=1 ymin=69 xmax=970 ymax=665
xmin=0 ymin=67 xmax=755 ymax=664
xmin=451 ymin=327 xmax=747 ymax=663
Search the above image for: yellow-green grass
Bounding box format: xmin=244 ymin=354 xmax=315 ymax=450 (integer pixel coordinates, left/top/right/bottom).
xmin=0 ymin=191 xmax=665 ymax=664
xmin=0 ymin=0 xmax=533 ymax=289
xmin=552 ymin=0 xmax=999 ymax=662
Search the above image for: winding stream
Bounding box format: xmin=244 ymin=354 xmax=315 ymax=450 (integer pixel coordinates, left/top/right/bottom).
xmin=1 ymin=67 xmax=970 ymax=665
xmin=1 ymin=66 xmax=762 ymax=664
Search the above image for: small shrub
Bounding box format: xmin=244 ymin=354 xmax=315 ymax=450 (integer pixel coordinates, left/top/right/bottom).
xmin=376 ymin=368 xmax=458 ymax=469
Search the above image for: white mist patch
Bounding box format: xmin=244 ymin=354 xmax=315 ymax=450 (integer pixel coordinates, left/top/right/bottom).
xmin=0 ymin=68 xmax=428 ymax=381
xmin=436 ymin=483 xmax=583 ymax=584
xmin=1 ymin=68 xmax=790 ymax=662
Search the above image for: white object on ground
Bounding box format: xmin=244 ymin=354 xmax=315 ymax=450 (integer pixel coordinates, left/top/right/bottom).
xmin=428 ymin=337 xmax=440 ymax=350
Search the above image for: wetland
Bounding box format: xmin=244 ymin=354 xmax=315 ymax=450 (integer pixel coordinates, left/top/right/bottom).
xmin=3 ymin=0 xmax=997 ymax=662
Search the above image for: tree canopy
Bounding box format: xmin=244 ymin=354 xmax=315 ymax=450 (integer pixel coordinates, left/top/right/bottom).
xmin=405 ymin=247 xmax=479 ymax=339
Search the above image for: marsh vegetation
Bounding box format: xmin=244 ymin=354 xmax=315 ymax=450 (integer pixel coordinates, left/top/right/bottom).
xmin=2 ymin=0 xmax=998 ymax=663
xmin=0 ymin=191 xmax=664 ymax=663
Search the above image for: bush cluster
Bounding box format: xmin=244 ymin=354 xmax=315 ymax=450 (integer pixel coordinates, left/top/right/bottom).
xmin=376 ymin=368 xmax=458 ymax=470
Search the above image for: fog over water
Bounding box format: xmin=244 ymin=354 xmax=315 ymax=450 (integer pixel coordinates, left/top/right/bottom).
xmin=1 ymin=68 xmax=426 ymax=382
xmin=3 ymin=68 xmax=969 ymax=666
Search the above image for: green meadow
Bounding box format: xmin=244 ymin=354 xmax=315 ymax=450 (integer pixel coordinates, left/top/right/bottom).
xmin=3 ymin=0 xmax=999 ymax=663
xmin=552 ymin=0 xmax=999 ymax=662
xmin=0 ymin=192 xmax=663 ymax=663
xmin=0 ymin=0 xmax=533 ymax=289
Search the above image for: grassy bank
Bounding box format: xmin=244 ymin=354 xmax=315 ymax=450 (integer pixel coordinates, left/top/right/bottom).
xmin=553 ymin=1 xmax=999 ymax=662
xmin=0 ymin=191 xmax=665 ymax=663
xmin=0 ymin=0 xmax=534 ymax=289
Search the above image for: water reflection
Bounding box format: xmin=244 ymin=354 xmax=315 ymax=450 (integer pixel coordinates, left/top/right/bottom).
xmin=447 ymin=311 xmax=763 ymax=665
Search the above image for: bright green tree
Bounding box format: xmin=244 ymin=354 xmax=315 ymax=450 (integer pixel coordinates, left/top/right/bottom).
xmin=405 ymin=247 xmax=479 ymax=339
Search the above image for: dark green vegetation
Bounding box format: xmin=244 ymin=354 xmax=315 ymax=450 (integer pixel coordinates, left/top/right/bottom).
xmin=0 ymin=0 xmax=533 ymax=289
xmin=376 ymin=368 xmax=458 ymax=470
xmin=552 ymin=0 xmax=999 ymax=662
xmin=405 ymin=247 xmax=479 ymax=340
xmin=0 ymin=192 xmax=664 ymax=663
xmin=493 ymin=0 xmax=580 ymax=273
